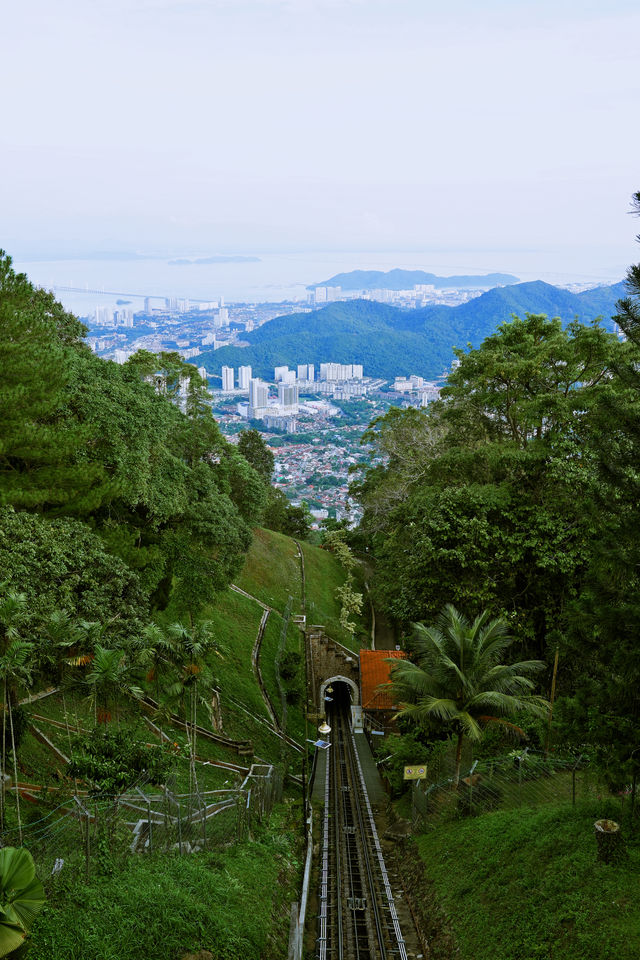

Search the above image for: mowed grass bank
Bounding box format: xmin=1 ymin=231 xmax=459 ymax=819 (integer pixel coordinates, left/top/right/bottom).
xmin=235 ymin=527 xmax=301 ymax=612
xmin=29 ymin=807 xmax=301 ymax=960
xmin=415 ymin=800 xmax=640 ymax=960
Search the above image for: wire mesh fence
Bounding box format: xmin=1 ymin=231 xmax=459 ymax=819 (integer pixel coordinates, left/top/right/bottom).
xmin=410 ymin=751 xmax=636 ymax=832
xmin=0 ymin=762 xmax=284 ymax=887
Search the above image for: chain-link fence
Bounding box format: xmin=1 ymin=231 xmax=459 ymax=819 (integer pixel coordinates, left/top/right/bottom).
xmin=0 ymin=762 xmax=283 ymax=886
xmin=409 ymin=751 xmax=634 ymax=831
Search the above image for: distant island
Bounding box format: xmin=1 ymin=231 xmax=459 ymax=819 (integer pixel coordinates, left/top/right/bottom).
xmin=307 ymin=268 xmax=519 ymax=291
xmin=168 ymin=255 xmax=261 ymax=265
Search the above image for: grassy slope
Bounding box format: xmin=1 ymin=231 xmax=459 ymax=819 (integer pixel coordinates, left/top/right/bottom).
xmin=235 ymin=527 xmax=302 ymax=612
xmin=415 ymin=800 xmax=640 ymax=960
xmin=30 ymin=807 xmax=301 ymax=960
xmin=259 ymin=613 xmax=306 ymax=744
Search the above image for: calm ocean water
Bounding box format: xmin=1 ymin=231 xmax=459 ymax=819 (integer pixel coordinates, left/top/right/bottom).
xmin=14 ymin=249 xmax=625 ymax=318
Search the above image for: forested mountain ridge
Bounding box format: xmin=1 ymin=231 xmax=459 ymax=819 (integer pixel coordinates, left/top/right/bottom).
xmin=201 ymin=279 xmax=625 ymax=380
xmin=307 ymin=268 xmax=519 ymax=290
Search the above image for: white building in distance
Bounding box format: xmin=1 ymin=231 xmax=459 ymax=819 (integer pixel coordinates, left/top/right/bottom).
xmin=238 ymin=365 xmax=252 ymax=389
xmin=297 ymin=364 xmax=315 ymax=381
xmin=221 ymin=366 xmax=235 ymax=391
xmin=320 ymin=363 xmax=364 ymax=381
xmin=278 ymin=382 xmax=299 ymax=413
xmin=249 ymin=378 xmax=269 ymax=418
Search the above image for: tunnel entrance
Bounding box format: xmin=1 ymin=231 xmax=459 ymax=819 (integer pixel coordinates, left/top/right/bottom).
xmin=319 ymin=676 xmax=363 ymax=733
xmin=319 ymin=675 xmax=359 ymax=707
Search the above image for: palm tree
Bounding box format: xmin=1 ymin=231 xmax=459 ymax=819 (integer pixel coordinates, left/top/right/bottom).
xmin=163 ymin=621 xmax=217 ymax=802
xmin=84 ymin=646 xmax=142 ymax=725
xmin=36 ymin=610 xmax=84 ymax=750
xmin=389 ymin=604 xmax=549 ymax=786
xmin=134 ymin=623 xmax=178 ymax=705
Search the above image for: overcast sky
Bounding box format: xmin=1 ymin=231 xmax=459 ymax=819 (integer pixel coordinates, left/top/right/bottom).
xmin=2 ymin=0 xmax=639 ymax=270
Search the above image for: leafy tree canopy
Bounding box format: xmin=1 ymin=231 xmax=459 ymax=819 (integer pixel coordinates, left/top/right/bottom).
xmin=356 ymin=313 xmax=626 ymax=659
xmin=237 ymin=428 xmax=275 ymax=483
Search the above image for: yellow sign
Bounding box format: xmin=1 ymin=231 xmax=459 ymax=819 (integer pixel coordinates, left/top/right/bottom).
xmin=403 ymin=764 xmax=427 ymax=781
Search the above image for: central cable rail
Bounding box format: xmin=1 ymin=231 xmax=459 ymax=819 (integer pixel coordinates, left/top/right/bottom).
xmin=317 ymin=706 xmax=408 ymax=960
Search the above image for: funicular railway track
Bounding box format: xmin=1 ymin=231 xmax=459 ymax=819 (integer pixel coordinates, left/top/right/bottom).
xmin=317 ymin=703 xmax=408 ymax=960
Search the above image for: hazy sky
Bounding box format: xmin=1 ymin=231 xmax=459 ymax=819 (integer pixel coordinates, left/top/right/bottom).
xmin=2 ymin=0 xmax=639 ymax=270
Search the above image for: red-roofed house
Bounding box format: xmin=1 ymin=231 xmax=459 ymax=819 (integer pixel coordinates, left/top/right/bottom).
xmin=359 ymin=650 xmax=407 ymax=726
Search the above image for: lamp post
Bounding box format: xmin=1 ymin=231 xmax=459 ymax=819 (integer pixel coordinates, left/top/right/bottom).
xmin=301 ymin=719 xmax=332 ymax=844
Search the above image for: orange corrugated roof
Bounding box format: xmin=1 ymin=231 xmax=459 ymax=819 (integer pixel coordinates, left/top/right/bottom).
xmin=359 ymin=649 xmax=407 ymax=711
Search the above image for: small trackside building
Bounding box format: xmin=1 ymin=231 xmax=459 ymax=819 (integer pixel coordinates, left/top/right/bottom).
xmin=359 ymin=649 xmax=407 ymax=732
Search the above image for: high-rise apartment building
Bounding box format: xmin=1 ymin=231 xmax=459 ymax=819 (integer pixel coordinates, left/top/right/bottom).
xmin=238 ymin=365 xmax=252 ymax=389
xmin=221 ymin=366 xmax=234 ymax=391
xmin=249 ymin=378 xmax=268 ymax=418
xmin=274 ymin=365 xmax=290 ymax=382
xmin=278 ymin=383 xmax=299 ymax=410
xmin=319 ymin=362 xmax=364 ymax=381
xmin=297 ymin=364 xmax=315 ymax=382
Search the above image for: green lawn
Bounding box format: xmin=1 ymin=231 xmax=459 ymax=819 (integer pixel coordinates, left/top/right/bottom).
xmin=415 ymin=799 xmax=640 ymax=960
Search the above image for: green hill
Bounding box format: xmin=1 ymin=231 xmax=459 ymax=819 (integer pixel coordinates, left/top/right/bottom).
xmin=200 ymin=281 xmax=625 ymax=381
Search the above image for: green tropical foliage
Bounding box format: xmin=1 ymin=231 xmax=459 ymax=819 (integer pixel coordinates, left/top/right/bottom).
xmin=559 ymin=191 xmax=640 ymax=787
xmin=389 ymin=606 xmax=549 ymax=784
xmin=0 ymin=251 xmax=267 ymax=624
xmin=0 ymin=847 xmax=45 ymax=959
xmin=355 ymin=311 xmax=626 ymax=660
xmin=68 ymin=728 xmax=173 ymax=799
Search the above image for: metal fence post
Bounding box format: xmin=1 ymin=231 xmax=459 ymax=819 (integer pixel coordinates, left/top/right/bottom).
xmin=177 ymin=801 xmax=183 ymax=854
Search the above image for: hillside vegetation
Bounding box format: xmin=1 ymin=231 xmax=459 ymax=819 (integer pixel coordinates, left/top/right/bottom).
xmin=0 ymin=252 xmax=369 ymax=959
xmin=414 ymin=801 xmax=640 ymax=960
xmin=200 ymin=280 xmax=625 ymax=380
xmin=30 ymin=809 xmax=301 ymax=960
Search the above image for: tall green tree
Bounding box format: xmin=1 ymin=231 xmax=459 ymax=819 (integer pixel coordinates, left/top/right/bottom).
xmin=0 ymin=253 xmax=103 ymax=513
xmin=162 ymin=621 xmax=217 ymax=803
xmin=355 ymin=313 xmax=624 ymax=659
xmin=562 ymin=191 xmax=640 ymax=787
xmin=237 ymin=428 xmax=275 ymax=483
xmin=390 ymin=605 xmax=548 ymax=785
xmin=83 ymin=645 xmax=143 ymax=725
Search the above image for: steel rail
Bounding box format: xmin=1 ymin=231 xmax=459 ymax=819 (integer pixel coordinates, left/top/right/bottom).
xmin=337 ymin=716 xmax=369 ymax=959
xmin=341 ymin=713 xmax=387 ymax=960
xmin=317 ymin=703 xmax=409 ymax=960
xmin=349 ymin=727 xmax=408 ymax=960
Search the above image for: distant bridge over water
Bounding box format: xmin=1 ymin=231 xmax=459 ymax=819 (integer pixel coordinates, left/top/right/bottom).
xmin=51 ymin=285 xmax=210 ymax=304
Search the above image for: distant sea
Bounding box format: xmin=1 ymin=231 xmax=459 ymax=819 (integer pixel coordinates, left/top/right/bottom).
xmin=13 ymin=249 xmax=625 ymax=319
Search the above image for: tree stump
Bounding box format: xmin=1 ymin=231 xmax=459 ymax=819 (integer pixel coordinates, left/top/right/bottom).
xmin=594 ymin=819 xmax=626 ymax=864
